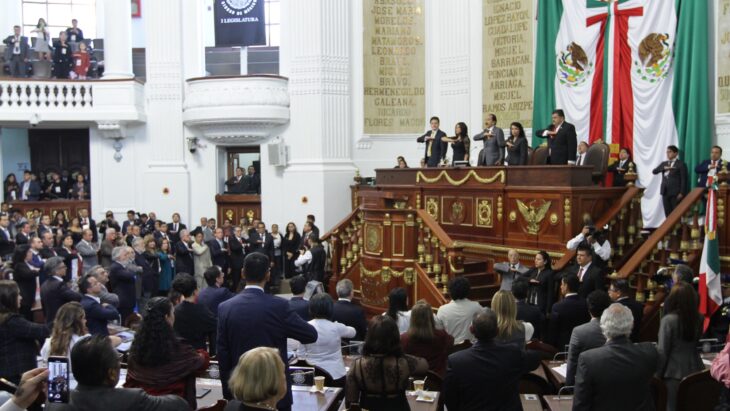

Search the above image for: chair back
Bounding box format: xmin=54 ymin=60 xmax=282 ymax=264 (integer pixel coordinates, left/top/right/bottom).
xmin=530 ymin=146 xmax=549 ymax=165
xmin=526 ymin=340 xmax=559 ymax=361
xmin=197 ymin=399 xmax=227 ymax=411
xmin=519 ymin=372 xmax=553 ymax=396
xmin=583 ymin=141 xmax=609 ymax=181
xmin=676 ymin=369 xmax=723 ymax=411
xmin=448 ymin=340 xmax=472 ymax=355
xmin=650 ymin=376 xmax=667 ymax=411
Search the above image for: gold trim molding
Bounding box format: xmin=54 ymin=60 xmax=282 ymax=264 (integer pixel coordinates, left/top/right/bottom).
xmin=453 ymin=240 xmax=565 ymax=259
xmin=416 ymin=170 xmax=506 ymax=186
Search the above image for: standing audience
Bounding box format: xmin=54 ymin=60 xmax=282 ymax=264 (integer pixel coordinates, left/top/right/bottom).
xmin=491 ymin=290 xmax=533 ymax=346
xmin=401 ymin=301 xmax=454 ymax=377
xmin=79 ymin=273 xmax=119 ymax=336
xmin=170 ymin=274 xmax=217 ymax=353
xmin=437 ymin=277 xmax=483 ymax=344
xmin=198 ymin=266 xmax=235 ymax=318
xmin=331 ymin=279 xmax=368 ymax=341
xmin=565 ymin=290 xmax=611 ymax=386
xmin=384 ymin=287 xmax=411 ymax=334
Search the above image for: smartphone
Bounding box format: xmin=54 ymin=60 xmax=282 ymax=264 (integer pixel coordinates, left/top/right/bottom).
xmin=47 ymin=356 xmax=70 ymax=403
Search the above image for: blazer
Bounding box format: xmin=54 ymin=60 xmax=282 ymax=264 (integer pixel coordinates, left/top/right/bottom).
xmin=206 ymin=238 xmax=228 ymax=271
xmin=56 ymin=247 xmax=80 ymax=282
xmin=617 ymin=297 xmax=644 ymax=342
xmin=0 ymin=314 xmax=49 ymax=379
xmin=332 ymin=299 xmax=368 ymax=341
xmin=516 ymin=300 xmax=544 ymax=340
xmin=695 ymin=158 xmax=725 ymax=187
xmin=109 ymin=262 xmax=137 ymax=311
xmin=13 ymin=262 xmax=38 ymax=311
xmin=657 ymin=312 xmax=703 ymax=381
xmin=288 ymin=296 xmax=310 ymax=321
xmin=0 ymin=228 xmax=13 ymax=257
xmin=573 ymin=338 xmax=658 ymax=411
xmin=174 ymin=241 xmax=194 ymax=275
xmin=246 ymin=173 xmax=261 ymax=194
xmin=548 ymin=294 xmax=589 ymax=350
xmin=80 ymin=217 xmax=98 ymax=243
xmin=522 ymin=267 xmax=556 ymax=315
xmin=535 ymin=122 xmax=578 ymax=165
xmin=569 ymin=263 xmax=605 ymax=299
xmin=19 ymin=180 xmax=41 ymax=201
xmin=443 ymin=341 xmax=540 ymax=411
xmin=98 ymin=240 xmax=115 ymax=269
xmin=652 ymin=159 xmax=689 ymax=197
xmin=173 ymin=301 xmax=217 ymax=352
xmin=15 ymin=232 xmax=29 ymax=245
xmin=505 ymin=136 xmax=528 ymax=166
xmin=417 ymin=129 xmax=448 ymax=167
xmin=248 ymin=231 xmax=273 ymax=259
xmin=65 ymin=27 xmax=84 ymax=42
xmin=46 ymin=384 xmax=189 ymax=411
xmin=217 ymin=287 xmax=317 ymax=407
xmin=3 ymin=35 xmax=30 ymax=60
xmin=607 ymin=159 xmax=637 ymax=187
xmin=197 ymin=286 xmax=235 ymax=318
xmin=227 ymin=236 xmax=246 ymax=268
xmin=565 ymin=318 xmax=606 ymax=386
xmin=224 ymin=175 xmax=249 ymax=194
xmin=75 ymin=239 xmax=98 ymax=272
xmin=40 ymin=277 xmax=82 ymax=324
xmin=166 ymin=222 xmax=186 ymax=245
xmin=474 ymin=127 xmax=505 ymax=166
xmin=81 ymin=295 xmax=119 ymax=336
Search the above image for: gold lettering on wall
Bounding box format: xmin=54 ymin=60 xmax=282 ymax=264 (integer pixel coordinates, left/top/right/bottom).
xmin=364 ymin=0 xmax=426 ymax=134
xmin=719 ymin=0 xmax=730 ymax=114
xmin=482 ymin=0 xmax=534 ymax=127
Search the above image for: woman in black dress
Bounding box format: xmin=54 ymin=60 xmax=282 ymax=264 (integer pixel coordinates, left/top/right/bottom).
xmin=506 ymin=121 xmax=529 ymax=166
xmin=522 ymin=250 xmax=555 ymax=315
xmin=3 ymin=174 xmax=20 ymax=201
xmin=53 ymin=31 xmax=74 ymax=79
xmin=280 ymin=222 xmax=301 ymax=278
xmin=444 ymin=122 xmax=471 ymax=165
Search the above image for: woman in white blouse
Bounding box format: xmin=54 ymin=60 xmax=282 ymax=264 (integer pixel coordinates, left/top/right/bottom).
xmin=383 ymin=287 xmax=411 ymax=334
xmin=299 ymin=293 xmax=355 ymax=385
xmin=191 ymin=230 xmax=211 ymax=290
xmin=40 ymin=302 xmax=89 ymax=389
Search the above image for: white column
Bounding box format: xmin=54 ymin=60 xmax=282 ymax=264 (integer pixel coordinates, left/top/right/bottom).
xmin=1 ymin=0 xmax=22 ymax=35
xmin=101 ymin=0 xmax=133 ymax=79
xmin=181 ymin=0 xmax=206 ymax=80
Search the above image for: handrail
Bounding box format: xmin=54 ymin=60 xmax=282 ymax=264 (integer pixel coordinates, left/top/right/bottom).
xmin=617 ymin=187 xmax=705 ymax=278
xmin=553 ymin=186 xmax=642 ymax=271
xmin=321 ymin=206 xmax=360 ymax=242
xmin=415 ymin=209 xmax=457 ymax=248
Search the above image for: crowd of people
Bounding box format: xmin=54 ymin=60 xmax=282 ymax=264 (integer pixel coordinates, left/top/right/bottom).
xmin=3 ymin=19 xmax=93 ymax=80
xmin=4 ymin=169 xmax=91 ymax=202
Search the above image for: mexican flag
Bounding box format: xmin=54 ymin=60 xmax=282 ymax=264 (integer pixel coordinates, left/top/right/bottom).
xmin=699 ymin=175 xmax=721 ymax=331
xmin=533 ymin=0 xmax=711 ymax=228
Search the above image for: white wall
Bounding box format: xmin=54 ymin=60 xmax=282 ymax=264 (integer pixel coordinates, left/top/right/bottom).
xmin=0 ymin=128 xmax=30 ymax=179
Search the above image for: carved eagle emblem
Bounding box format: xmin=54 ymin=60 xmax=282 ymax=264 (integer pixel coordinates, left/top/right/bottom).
xmin=516 ymin=199 xmax=552 ymax=235
xmin=639 ymin=33 xmax=670 ymax=68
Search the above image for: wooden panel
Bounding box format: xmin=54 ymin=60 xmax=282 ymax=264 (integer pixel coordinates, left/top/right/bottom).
xmin=215 ymin=194 xmax=261 ymax=225
xmin=28 ymin=129 xmax=89 ymax=172
xmin=10 ymin=200 xmax=91 ymax=220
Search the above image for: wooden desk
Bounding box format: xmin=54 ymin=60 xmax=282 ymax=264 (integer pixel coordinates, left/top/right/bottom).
xmin=544 ymin=395 xmax=574 ymax=411
xmin=520 ymin=394 xmax=543 ymax=411
xmin=336 ymin=392 xmax=440 ymax=411
xmin=542 ymin=360 xmax=567 ymax=389
xmin=196 ymin=378 xmax=224 ymax=409
xmin=291 ymin=386 xmax=342 ymax=411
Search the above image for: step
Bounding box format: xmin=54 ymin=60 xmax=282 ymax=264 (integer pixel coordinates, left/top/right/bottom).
xmin=463 ymin=260 xmax=487 ymax=275
xmin=460 ymin=272 xmax=494 ymax=287
xmin=469 ymin=284 xmax=500 ymax=301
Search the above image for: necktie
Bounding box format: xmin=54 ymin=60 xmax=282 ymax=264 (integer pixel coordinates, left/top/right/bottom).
xmin=578 ymin=267 xmax=584 ymax=281
xmin=577 ymin=155 xmax=582 ymax=165
xmin=427 ymin=130 xmax=436 ymax=157
xmin=174 ymin=223 xmax=178 ymax=232
xmin=14 ymin=37 xmax=20 ymax=54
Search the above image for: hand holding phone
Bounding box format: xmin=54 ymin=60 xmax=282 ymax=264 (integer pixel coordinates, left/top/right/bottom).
xmin=47 ymin=356 xmax=70 ymax=404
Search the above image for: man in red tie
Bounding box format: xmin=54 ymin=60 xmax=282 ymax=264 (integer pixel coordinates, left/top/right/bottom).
xmin=571 ymin=243 xmax=604 ymax=299
xmin=695 ymin=145 xmax=723 ymax=188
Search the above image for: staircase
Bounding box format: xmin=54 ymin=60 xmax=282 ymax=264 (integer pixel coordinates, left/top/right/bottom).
xmin=460 ymin=259 xmax=499 ymax=306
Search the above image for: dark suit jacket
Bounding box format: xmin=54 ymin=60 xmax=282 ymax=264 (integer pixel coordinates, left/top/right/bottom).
xmin=198 ymin=286 xmax=234 ymax=318
xmin=175 ymin=241 xmax=194 ymax=275
xmin=15 ymin=232 xmax=29 ymax=245
xmin=13 ymin=262 xmax=39 ymax=312
xmin=417 ymin=129 xmax=448 ymax=167
xmin=573 ymin=338 xmax=658 ymax=411
xmin=56 ymin=247 xmax=79 ymax=282
xmin=173 ymin=301 xmax=217 ymax=352
xmin=516 ymin=300 xmax=544 ymax=340
xmin=443 ymin=341 xmax=540 ymax=411
xmin=536 ymin=122 xmax=577 ymax=165
xmin=287 ymin=296 xmax=310 ymax=321
xmin=548 ymin=294 xmax=589 ymax=350
xmin=3 ymin=35 xmax=30 ymax=60
xmin=695 ymin=158 xmax=725 ymax=187
xmin=40 ymin=277 xmax=82 ymax=324
xmin=246 ymin=172 xmax=261 ymax=194
xmin=81 ymin=295 xmax=119 ymax=336
xmin=617 ymin=297 xmax=644 ymax=342
xmin=0 ymin=228 xmax=14 ymax=257
xmin=569 ymin=263 xmax=604 ymax=299
xmin=224 ymin=175 xmax=249 ymax=194
xmin=46 ymin=384 xmax=188 ymax=411
xmin=248 ymin=232 xmax=273 ymax=259
xmin=227 ymin=236 xmax=246 ymax=269
xmin=332 ymin=299 xmax=368 ymax=341
xmin=19 ymin=180 xmax=41 ymax=201
xmin=206 ymin=238 xmax=228 ymax=272
xmin=109 ymin=262 xmax=136 ymax=311
xmin=167 ymin=222 xmax=186 ymax=245
xmin=217 ymin=288 xmax=317 ymax=407
xmin=65 ymin=27 xmax=84 ymax=41
xmin=506 ymin=136 xmax=528 ymax=166
xmin=608 ymin=160 xmax=637 ymax=187
xmin=652 ymin=159 xmax=688 ymax=197
xmin=565 ymin=318 xmax=606 ymax=386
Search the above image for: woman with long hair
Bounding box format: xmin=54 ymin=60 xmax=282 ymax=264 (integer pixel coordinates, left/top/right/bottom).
xmin=281 ymin=222 xmax=301 ymax=279
xmin=157 ymin=238 xmax=175 ymax=296
xmin=53 ymin=211 xmax=69 ymax=232
xmin=0 ymin=280 xmax=49 ymax=384
xmin=66 ymin=217 xmax=83 ymax=244
xmin=31 ymin=18 xmax=50 ymax=61
xmin=3 ymin=173 xmax=20 ymax=201
xmin=491 ymin=290 xmax=533 ymax=347
xmin=505 ymin=122 xmax=528 ymax=166
xmin=12 ymin=245 xmax=40 ymax=321
xmin=522 ymin=250 xmax=555 ymax=315
xmin=383 ymin=287 xmax=410 ymax=334
xmin=68 ymin=174 xmax=89 ymax=200
xmin=401 ymin=300 xmax=454 ymax=376
xmin=658 ymin=282 xmax=704 ymax=411
xmin=40 ymin=302 xmax=93 ymax=389
xmin=125 ymin=297 xmax=210 ymax=409
xmin=443 ymin=122 xmax=471 ymax=164
xmin=56 ymin=234 xmax=81 ymax=283
xmin=395 ymin=156 xmax=409 ymax=168
xmin=346 ymin=315 xmax=428 ymax=410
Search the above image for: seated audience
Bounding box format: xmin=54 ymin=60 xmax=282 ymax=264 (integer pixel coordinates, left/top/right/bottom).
xmin=512 ymin=278 xmax=544 ymax=340
xmin=609 ymin=279 xmax=644 ymax=341
xmin=573 ymin=304 xmax=658 ymax=411
xmin=79 ymin=274 xmax=119 ymax=336
xmin=170 ymin=274 xmax=217 ymax=353
xmin=493 ymin=249 xmax=528 ymax=291
xmin=0 ymin=368 xmax=48 ymax=411
xmin=443 ymin=308 xmax=540 ymax=411
xmin=565 ymin=290 xmax=611 ymax=386
xmin=40 ymin=302 xmax=92 ymax=389
xmin=0 ymin=280 xmax=49 ymax=385
xmin=658 ymin=282 xmax=704 ymax=411
xmin=522 ymin=250 xmax=556 ymax=315
xmin=287 ymin=274 xmax=310 ymax=321
xmin=401 ymin=300 xmax=454 ymax=377
xmin=383 ymin=287 xmax=411 ymax=333
xmin=85 ymin=265 xmax=119 ymax=307
xmin=298 ymin=293 xmax=355 ymax=384
xmin=332 ymin=278 xmax=368 ymax=341
xmin=225 ymin=347 xmax=288 ymax=411
xmin=124 ymin=297 xmax=210 ymax=409
xmin=548 ymin=274 xmax=589 ymax=350
xmin=40 ymin=256 xmax=82 ymax=324
xmin=346 ymin=316 xmax=428 ymax=410
xmin=437 ymin=276 xmax=483 ymax=343
xmin=491 ymin=290 xmax=533 ymax=346
xmin=198 ymin=266 xmax=235 ymax=318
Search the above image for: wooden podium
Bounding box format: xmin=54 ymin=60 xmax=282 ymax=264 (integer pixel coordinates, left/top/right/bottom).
xmin=215 ymin=194 xmax=261 ymax=224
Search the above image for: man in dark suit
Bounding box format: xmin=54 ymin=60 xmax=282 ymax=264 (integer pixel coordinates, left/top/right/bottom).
xmin=287 ymin=275 xmax=310 ymax=321
xmin=207 ymin=227 xmax=228 ymax=274
xmin=443 ymin=307 xmax=540 ymax=411
xmin=172 ymin=274 xmax=217 ymax=354
xmin=512 ymin=278 xmax=544 ymax=340
xmin=607 ymin=147 xmax=637 ymax=187
xmin=565 ymin=290 xmax=611 ymax=386
xmin=37 ymin=216 xmax=53 ymax=238
xmin=15 ymin=222 xmax=31 ymax=245
xmin=332 ymin=278 xmax=368 ymax=341
xmin=570 ymin=243 xmax=605 ymax=299
xmin=227 ymin=226 xmax=246 ymax=292
xmin=306 ymin=215 xmax=320 ymax=239
xmin=167 ymin=213 xmax=186 ymax=245
xmin=536 ymin=109 xmax=578 ymax=165
xmin=79 ymin=274 xmax=119 ymax=336
xmin=246 ymin=165 xmax=261 ymax=194
xmin=3 ymin=26 xmax=30 ymax=77
xmin=40 ymin=257 xmax=82 ymax=324
xmin=294 ymin=235 xmax=326 ymax=283
xmin=78 ymin=208 xmax=98 ymax=243
xmin=417 ymin=116 xmax=448 ymax=167
xmin=0 ymin=213 xmax=15 ymax=259
xmin=224 ymin=167 xmax=249 ymax=194
xmin=121 ymin=210 xmax=139 ymax=235
xmin=66 ymin=19 xmax=84 ymax=43
xmin=248 ymin=222 xmax=274 ymax=260
xmin=548 ymin=274 xmax=590 ymax=350
xmin=98 ymin=229 xmax=119 ymax=269
xmin=109 ymin=246 xmax=137 ymax=321
xmin=217 ymin=253 xmax=317 ymax=409
xmin=198 ymin=266 xmax=235 ymax=318
xmin=573 ymin=304 xmax=658 ymax=411
xmin=609 ymin=279 xmax=644 ymax=342
xmin=473 ymin=114 xmax=505 ymax=166
xmin=652 ymin=145 xmax=689 ymax=217
xmin=19 ymin=171 xmax=41 ymax=201
xmin=695 ymin=145 xmax=724 ymax=188
xmin=175 ymin=229 xmax=194 ymax=275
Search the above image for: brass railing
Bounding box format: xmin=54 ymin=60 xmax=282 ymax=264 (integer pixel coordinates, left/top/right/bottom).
xmin=415 ymin=210 xmax=465 ymax=296
xmin=321 ymin=207 xmax=363 ymax=282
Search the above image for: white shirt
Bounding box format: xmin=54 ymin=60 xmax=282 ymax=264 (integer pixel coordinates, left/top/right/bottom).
xmin=40 ymin=334 xmax=91 ymax=389
xmin=12 ymin=36 xmax=20 ymax=54
xmin=381 ymin=310 xmax=411 ymax=334
xmin=294 ymin=250 xmax=313 ymax=268
xmin=437 ymin=298 xmax=483 ymax=343
xmin=566 ymin=233 xmax=611 ymax=261
xmin=244 ymin=285 xmax=264 ymax=292
xmin=0 ymin=399 xmax=24 ymax=411
xmin=577 ymin=262 xmax=592 ymax=281
xmin=85 ymin=294 xmax=101 ymax=304
xmin=299 ymin=319 xmax=355 ymax=379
